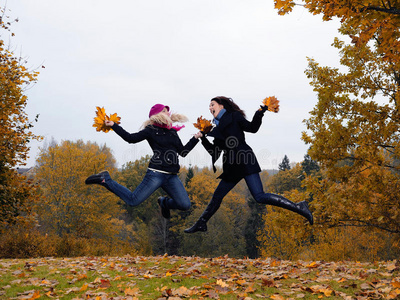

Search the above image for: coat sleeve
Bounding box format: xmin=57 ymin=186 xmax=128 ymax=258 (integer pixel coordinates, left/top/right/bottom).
xmin=201 ymin=136 xmax=222 ymax=172
xmin=201 ymin=136 xmax=215 ymax=153
xmin=237 ymin=110 xmax=264 ymax=133
xmin=178 ymin=136 xmax=199 ymax=157
xmin=111 ymin=123 xmax=149 ymax=144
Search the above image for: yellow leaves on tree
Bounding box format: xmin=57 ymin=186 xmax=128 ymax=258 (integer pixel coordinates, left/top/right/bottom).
xmin=274 ymin=0 xmax=295 ymax=15
xmin=273 ymin=0 xmax=400 ymax=237
xmin=0 ymin=22 xmax=41 ymax=168
xmin=193 ymin=116 xmax=213 ymax=134
xmin=261 ymin=96 xmax=280 ymax=113
xmin=0 ymin=7 xmax=41 ymax=228
xmin=92 ymin=106 xmax=121 ymax=133
xmin=35 ymin=140 xmax=124 ymax=239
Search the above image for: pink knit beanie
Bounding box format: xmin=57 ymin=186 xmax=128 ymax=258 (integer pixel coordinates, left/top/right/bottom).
xmin=149 ymin=104 xmax=170 ymax=118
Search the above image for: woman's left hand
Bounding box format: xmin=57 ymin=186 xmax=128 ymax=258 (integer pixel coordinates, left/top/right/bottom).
xmin=105 ymin=120 xmax=114 ymax=126
xmin=194 ymin=131 xmax=203 ymax=139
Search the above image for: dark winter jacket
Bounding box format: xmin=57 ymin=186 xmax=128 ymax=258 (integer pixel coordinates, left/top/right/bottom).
xmin=201 ymin=109 xmax=264 ymax=182
xmin=112 ymin=123 xmax=199 ymax=174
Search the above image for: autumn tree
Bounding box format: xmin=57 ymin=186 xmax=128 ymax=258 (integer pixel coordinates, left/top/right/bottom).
xmin=259 ymin=164 xmax=314 ymax=260
xmin=0 ymin=7 xmax=41 ymax=228
xmin=258 ymin=160 xmax=400 ymax=261
xmin=34 ymin=140 xmax=135 ymax=248
xmin=274 ymin=1 xmax=400 ymax=236
xmin=268 ymin=163 xmax=303 ymax=194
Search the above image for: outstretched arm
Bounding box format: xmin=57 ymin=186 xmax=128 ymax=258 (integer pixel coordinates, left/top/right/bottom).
xmin=178 ymin=131 xmax=203 ymax=157
xmin=238 ymin=109 xmax=265 ymax=133
xmin=108 ymin=121 xmax=149 ymax=144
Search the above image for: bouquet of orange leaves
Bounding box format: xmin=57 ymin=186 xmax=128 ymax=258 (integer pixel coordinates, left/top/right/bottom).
xmin=193 ymin=116 xmax=213 ymax=134
xmin=260 ymin=96 xmax=280 ymax=113
xmin=92 ymin=106 xmax=121 ymax=133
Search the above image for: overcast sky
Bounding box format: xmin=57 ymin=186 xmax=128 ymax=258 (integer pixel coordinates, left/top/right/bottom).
xmin=5 ymin=0 xmax=342 ymax=170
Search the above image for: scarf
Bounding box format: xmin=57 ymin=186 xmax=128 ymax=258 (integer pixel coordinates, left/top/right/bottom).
xmin=213 ymin=108 xmax=226 ymax=126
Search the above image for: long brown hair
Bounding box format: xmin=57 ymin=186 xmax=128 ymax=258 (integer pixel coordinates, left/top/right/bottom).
xmin=211 ymin=96 xmax=246 ymax=117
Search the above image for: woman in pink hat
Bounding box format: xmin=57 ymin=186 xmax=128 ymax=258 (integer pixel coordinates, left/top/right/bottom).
xmin=85 ymin=104 xmax=202 ymax=219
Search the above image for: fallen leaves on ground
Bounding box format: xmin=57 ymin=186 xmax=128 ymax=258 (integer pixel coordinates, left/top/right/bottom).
xmin=0 ymin=255 xmax=399 ymax=299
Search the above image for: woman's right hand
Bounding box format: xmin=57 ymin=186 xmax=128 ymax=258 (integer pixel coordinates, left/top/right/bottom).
xmin=105 ymin=120 xmax=114 ymax=126
xmin=259 ymin=105 xmax=268 ymax=112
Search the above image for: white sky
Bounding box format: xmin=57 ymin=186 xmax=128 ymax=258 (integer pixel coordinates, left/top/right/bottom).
xmin=5 ymin=0 xmax=342 ymax=170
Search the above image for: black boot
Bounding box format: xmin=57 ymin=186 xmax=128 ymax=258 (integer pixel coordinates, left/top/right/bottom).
xmin=157 ymin=197 xmax=171 ymax=219
xmin=85 ymin=171 xmax=110 ymax=185
xmin=263 ymin=194 xmax=313 ymax=225
xmin=184 ymin=195 xmax=222 ymax=233
xmin=184 ymin=217 xmax=207 ymax=233
xmin=297 ymin=200 xmax=313 ymax=225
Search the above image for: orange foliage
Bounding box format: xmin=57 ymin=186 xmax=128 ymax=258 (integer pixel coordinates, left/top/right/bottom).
xmin=0 ymin=8 xmax=41 ymax=227
xmin=260 ymin=96 xmax=280 ymax=113
xmin=193 ymin=116 xmax=213 ymax=134
xmin=274 ymin=0 xmax=400 ymax=241
xmin=92 ymin=106 xmax=121 ymax=133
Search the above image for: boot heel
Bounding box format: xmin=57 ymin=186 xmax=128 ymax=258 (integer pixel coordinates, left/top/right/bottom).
xmin=184 ymin=218 xmax=207 ymax=233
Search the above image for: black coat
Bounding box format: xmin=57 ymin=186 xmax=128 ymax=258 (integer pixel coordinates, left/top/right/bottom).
xmin=201 ymin=109 xmax=264 ymax=182
xmin=112 ymin=123 xmax=199 ymax=174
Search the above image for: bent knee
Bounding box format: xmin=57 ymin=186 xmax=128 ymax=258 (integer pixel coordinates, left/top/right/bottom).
xmin=253 ymin=193 xmax=266 ymax=203
xmin=181 ymin=202 xmax=191 ymax=211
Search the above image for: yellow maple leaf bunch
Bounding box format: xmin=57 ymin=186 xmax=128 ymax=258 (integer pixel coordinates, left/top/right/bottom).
xmin=260 ymin=96 xmax=280 ymax=113
xmin=92 ymin=106 xmax=121 ymax=133
xmin=193 ymin=116 xmax=213 ymax=134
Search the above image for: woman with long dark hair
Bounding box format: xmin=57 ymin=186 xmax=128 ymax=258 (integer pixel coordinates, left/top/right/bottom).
xmin=184 ymin=96 xmax=313 ymax=233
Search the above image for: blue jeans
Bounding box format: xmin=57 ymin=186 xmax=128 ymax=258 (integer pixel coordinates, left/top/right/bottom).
xmin=103 ymin=169 xmax=191 ymax=210
xmin=212 ymin=173 xmax=274 ymax=203
xmin=200 ymin=173 xmax=295 ymax=221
